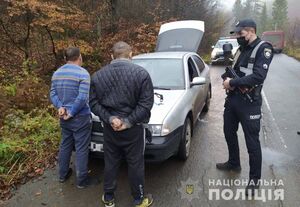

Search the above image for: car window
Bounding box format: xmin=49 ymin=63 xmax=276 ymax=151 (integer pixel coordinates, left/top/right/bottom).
xmin=133 ymin=58 xmax=185 ymax=90
xmin=188 ymin=58 xmax=199 ymax=82
xmin=192 ymin=55 xmax=205 ymax=73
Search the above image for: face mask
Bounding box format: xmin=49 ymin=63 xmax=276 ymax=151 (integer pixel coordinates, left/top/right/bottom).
xmin=237 ymin=36 xmax=249 ymax=47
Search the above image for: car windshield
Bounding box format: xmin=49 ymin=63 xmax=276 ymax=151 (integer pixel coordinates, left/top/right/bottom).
xmin=215 ymin=39 xmax=238 ymax=48
xmin=133 ymin=58 xmax=185 ymax=90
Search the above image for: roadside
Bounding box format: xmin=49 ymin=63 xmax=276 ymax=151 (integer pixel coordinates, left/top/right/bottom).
xmin=283 ymin=46 xmax=300 ymax=61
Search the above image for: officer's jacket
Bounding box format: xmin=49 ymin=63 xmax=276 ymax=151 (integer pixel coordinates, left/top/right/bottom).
xmin=230 ymin=37 xmax=273 ymax=88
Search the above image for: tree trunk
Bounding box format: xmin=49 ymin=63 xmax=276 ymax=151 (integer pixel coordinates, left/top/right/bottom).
xmin=110 ymin=0 xmax=118 ymax=32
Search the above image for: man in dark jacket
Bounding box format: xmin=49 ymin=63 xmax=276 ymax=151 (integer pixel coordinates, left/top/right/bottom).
xmin=90 ymin=41 xmax=154 ymax=207
xmin=217 ymin=19 xmax=273 ymax=196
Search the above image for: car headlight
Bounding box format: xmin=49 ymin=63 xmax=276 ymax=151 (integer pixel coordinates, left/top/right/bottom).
xmin=148 ymin=124 xmax=171 ymax=136
xmin=211 ymin=50 xmax=216 ymax=58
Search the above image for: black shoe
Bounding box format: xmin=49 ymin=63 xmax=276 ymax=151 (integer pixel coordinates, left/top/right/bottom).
xmin=59 ymin=168 xmax=73 ymax=183
xmin=101 ymin=193 xmax=115 ymax=207
xmin=216 ymin=161 xmax=241 ymax=172
xmin=245 ymin=179 xmax=260 ymax=197
xmin=76 ymin=176 xmax=100 ymax=189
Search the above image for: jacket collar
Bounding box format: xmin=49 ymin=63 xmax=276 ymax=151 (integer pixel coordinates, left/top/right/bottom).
xmin=248 ymin=37 xmax=261 ymax=48
xmin=110 ymin=58 xmax=131 ymax=64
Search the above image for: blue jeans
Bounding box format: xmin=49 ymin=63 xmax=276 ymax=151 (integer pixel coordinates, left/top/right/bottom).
xmin=59 ymin=115 xmax=91 ymax=185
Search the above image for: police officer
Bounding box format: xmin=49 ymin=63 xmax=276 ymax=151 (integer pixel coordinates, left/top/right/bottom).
xmin=216 ymin=19 xmax=274 ymax=196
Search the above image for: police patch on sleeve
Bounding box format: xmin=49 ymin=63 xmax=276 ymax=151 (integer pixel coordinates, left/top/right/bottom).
xmin=263 ymin=64 xmax=268 ymax=70
xmin=264 ymin=48 xmax=272 ymax=59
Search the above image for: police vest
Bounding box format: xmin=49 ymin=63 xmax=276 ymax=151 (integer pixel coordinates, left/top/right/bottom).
xmin=232 ymin=41 xmax=265 ymax=76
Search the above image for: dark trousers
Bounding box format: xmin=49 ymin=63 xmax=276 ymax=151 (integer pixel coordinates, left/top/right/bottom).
xmin=223 ymin=95 xmax=262 ymax=180
xmin=59 ymin=115 xmax=91 ymax=184
xmin=103 ymin=123 xmax=145 ymax=200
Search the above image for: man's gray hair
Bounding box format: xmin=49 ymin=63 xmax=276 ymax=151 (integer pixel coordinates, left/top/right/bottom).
xmin=112 ymin=41 xmax=132 ymax=59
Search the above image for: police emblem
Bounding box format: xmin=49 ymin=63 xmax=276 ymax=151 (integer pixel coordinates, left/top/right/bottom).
xmin=178 ymin=178 xmax=201 ymax=202
xmin=264 ymin=48 xmax=272 ymax=59
xmin=186 ymin=184 xmax=194 ymax=195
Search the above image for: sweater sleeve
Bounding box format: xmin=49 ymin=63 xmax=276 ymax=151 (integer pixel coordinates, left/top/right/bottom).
xmin=49 ymin=76 xmax=63 ymax=109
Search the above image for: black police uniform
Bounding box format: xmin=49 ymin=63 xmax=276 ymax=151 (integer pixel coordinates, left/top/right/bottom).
xmin=223 ymin=37 xmax=273 ymax=180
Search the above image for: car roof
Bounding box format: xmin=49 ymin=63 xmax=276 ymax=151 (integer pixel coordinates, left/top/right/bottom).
xmin=218 ymin=38 xmax=237 ymax=42
xmin=133 ymin=51 xmax=192 ymax=59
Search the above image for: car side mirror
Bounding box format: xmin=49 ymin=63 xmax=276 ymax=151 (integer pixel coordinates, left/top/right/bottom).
xmin=191 ymin=77 xmax=206 ymax=87
xmin=211 ymin=45 xmax=215 ymax=49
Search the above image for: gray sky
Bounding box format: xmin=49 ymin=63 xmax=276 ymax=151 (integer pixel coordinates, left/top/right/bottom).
xmin=220 ymin=0 xmax=300 ymax=20
xmin=220 ymin=0 xmax=236 ymax=10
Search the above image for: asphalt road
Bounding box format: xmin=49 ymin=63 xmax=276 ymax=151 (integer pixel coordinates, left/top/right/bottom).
xmin=2 ymin=54 xmax=300 ymax=207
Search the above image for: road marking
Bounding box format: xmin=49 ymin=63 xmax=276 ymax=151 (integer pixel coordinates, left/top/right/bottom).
xmin=262 ymin=90 xmax=288 ymax=149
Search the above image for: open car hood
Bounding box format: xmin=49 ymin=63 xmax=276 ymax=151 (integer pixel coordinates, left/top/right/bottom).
xmin=155 ymin=20 xmax=205 ymax=53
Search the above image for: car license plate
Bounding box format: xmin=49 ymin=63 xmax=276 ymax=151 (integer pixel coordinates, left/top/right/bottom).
xmin=90 ymin=142 xmax=103 ymax=152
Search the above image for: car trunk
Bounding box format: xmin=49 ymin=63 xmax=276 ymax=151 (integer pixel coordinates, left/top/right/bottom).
xmin=155 ymin=20 xmax=205 ymax=53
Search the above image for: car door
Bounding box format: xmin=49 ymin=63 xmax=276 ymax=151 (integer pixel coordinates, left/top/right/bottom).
xmin=192 ymin=55 xmax=210 ymax=110
xmin=156 ymin=20 xmax=205 ymax=53
xmin=187 ymin=56 xmax=203 ymax=121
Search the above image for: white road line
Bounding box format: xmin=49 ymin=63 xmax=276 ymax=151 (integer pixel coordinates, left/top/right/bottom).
xmin=262 ymin=90 xmax=288 ymax=149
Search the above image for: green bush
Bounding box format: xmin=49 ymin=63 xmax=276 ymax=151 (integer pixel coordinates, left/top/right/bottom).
xmin=284 ymin=46 xmax=300 ymax=61
xmin=0 ymin=108 xmax=60 ymax=175
xmin=3 ymin=83 xmax=17 ymax=96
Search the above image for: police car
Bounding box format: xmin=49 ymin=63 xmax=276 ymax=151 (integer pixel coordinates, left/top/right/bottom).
xmin=211 ymin=37 xmax=239 ymax=64
xmin=90 ymin=20 xmax=211 ymax=162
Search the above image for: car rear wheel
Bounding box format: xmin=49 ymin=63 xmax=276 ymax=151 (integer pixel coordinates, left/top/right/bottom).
xmin=178 ymin=118 xmax=192 ymax=160
xmin=202 ymin=86 xmax=211 ymax=112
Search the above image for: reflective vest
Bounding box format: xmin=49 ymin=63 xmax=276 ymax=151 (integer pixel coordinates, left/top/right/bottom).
xmin=232 ymin=41 xmax=265 ymax=76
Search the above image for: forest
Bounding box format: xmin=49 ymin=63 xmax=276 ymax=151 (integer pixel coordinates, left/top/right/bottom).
xmin=0 ymin=0 xmax=225 ymax=200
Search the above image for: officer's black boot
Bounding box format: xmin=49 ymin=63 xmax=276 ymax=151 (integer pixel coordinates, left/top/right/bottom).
xmin=216 ymin=161 xmax=241 ymax=173
xmin=245 ymin=179 xmax=260 ymax=197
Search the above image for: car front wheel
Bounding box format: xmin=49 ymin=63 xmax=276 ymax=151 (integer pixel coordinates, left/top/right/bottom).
xmin=178 ymin=118 xmax=192 ymax=160
xmin=203 ymin=86 xmax=211 ymax=112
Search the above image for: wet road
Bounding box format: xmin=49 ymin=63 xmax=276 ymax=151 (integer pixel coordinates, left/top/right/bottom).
xmin=2 ymin=54 xmax=300 ymax=207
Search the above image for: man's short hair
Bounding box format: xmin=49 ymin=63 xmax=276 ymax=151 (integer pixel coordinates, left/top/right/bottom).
xmin=112 ymin=41 xmax=132 ymax=59
xmin=65 ymin=47 xmax=81 ymax=62
xmin=244 ymin=27 xmax=256 ymax=34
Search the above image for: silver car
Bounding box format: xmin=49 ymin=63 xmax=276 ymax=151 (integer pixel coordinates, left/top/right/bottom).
xmin=90 ymin=20 xmax=211 ymax=162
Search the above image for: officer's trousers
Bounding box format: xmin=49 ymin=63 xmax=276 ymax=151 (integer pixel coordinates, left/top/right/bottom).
xmin=103 ymin=123 xmax=145 ymax=200
xmin=59 ymin=115 xmax=92 ymax=185
xmin=223 ymin=94 xmax=262 ymax=180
